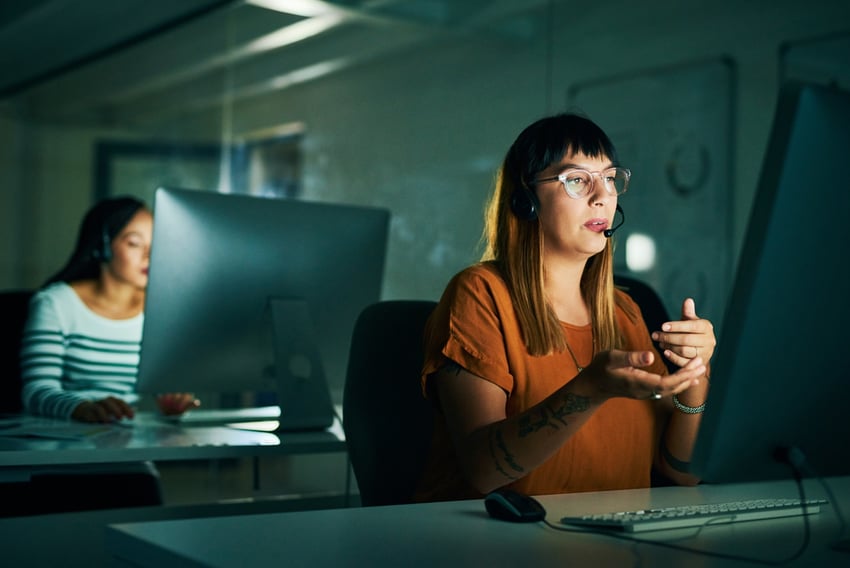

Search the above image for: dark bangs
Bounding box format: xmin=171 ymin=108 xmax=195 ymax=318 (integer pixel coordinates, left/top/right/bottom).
xmin=506 ymin=113 xmax=618 ymax=186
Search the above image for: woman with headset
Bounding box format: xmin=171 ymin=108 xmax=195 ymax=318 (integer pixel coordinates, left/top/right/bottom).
xmin=415 ymin=113 xmax=715 ymax=501
xmin=20 ymin=196 xmax=197 ymax=422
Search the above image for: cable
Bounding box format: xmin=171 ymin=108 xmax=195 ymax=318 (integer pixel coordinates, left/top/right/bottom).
xmin=779 ymin=446 xmax=848 ymax=550
xmin=538 ymin=448 xmax=826 ymax=566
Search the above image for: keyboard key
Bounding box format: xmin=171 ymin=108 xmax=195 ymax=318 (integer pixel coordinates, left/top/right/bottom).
xmin=560 ymin=498 xmax=827 ymax=533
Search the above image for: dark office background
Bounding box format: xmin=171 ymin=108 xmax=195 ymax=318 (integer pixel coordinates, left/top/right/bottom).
xmin=1 ymin=0 xmax=849 ymax=327
xmin=0 ymin=3 xmax=849 ymax=564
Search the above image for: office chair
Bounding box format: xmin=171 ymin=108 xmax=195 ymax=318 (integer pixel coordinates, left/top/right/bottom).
xmin=0 ymin=288 xmax=163 ymax=516
xmin=342 ymin=282 xmax=673 ymax=504
xmin=343 ymin=300 xmax=437 ymax=507
xmin=613 ymin=275 xmax=676 ymax=374
xmin=0 ymin=289 xmax=34 ymax=414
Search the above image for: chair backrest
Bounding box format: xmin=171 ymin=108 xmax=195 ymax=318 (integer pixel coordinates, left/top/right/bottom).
xmin=343 ymin=300 xmax=437 ymax=507
xmin=614 ymin=275 xmax=675 ymax=374
xmin=0 ymin=289 xmax=34 ymax=414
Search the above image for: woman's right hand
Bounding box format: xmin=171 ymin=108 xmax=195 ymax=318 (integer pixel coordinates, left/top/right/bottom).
xmin=580 ymin=349 xmax=706 ymax=402
xmin=156 ymin=393 xmax=200 ymax=416
xmin=71 ymin=397 xmax=135 ymax=423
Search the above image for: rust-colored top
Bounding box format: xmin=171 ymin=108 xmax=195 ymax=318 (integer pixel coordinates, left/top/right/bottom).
xmin=415 ymin=262 xmax=668 ymax=502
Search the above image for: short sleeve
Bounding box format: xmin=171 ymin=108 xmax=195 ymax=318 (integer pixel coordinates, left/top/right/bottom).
xmin=421 ymin=264 xmax=518 ymax=397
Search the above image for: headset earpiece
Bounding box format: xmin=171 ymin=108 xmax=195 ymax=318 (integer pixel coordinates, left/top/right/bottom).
xmin=510 ymin=185 xmax=540 ymax=221
xmin=93 ymin=228 xmax=112 ymax=262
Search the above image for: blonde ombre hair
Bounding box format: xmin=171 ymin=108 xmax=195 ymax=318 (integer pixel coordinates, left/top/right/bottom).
xmin=480 ymin=113 xmax=635 ymax=356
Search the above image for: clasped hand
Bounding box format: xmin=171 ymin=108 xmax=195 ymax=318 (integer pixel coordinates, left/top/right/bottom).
xmin=580 ymin=298 xmax=715 ymax=401
xmin=651 ymin=298 xmax=716 ymax=369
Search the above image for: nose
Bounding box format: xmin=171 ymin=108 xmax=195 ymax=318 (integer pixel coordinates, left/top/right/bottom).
xmin=588 ymin=176 xmax=613 ymax=205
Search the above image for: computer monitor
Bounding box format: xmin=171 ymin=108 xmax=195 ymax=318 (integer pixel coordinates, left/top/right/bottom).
xmin=136 ymin=187 xmax=390 ymax=430
xmin=691 ymin=82 xmax=850 ymax=482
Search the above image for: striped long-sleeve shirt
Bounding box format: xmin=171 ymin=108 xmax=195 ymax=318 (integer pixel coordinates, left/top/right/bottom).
xmin=20 ymin=282 xmax=142 ymax=419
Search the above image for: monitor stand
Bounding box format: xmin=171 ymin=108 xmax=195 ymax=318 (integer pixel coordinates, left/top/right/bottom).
xmin=268 ymin=298 xmax=336 ymax=432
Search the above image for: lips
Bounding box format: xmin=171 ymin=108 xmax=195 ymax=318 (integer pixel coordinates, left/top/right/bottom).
xmin=585 ymin=218 xmax=609 ymax=233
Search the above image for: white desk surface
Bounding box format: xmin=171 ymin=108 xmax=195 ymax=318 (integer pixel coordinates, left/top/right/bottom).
xmin=108 ymin=477 xmax=850 ymax=567
xmin=0 ymin=409 xmax=346 ymax=467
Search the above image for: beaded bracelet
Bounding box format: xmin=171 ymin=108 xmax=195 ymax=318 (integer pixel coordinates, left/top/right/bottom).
xmin=672 ymin=394 xmax=706 ymax=414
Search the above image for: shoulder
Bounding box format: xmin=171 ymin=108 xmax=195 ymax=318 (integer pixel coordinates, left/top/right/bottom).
xmin=444 ymin=262 xmax=509 ymax=299
xmin=429 ymin=262 xmax=517 ymax=338
xmin=30 ymin=282 xmax=77 ymax=312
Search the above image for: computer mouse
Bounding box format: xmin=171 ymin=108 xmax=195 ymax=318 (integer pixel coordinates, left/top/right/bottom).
xmin=484 ymin=488 xmax=546 ymax=523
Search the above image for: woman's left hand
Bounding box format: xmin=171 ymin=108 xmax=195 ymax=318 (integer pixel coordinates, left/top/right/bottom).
xmin=156 ymin=393 xmax=201 ymax=416
xmin=652 ymin=298 xmax=716 ymax=369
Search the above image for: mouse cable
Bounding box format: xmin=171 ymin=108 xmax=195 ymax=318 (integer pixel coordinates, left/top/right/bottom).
xmin=541 ymin=448 xmax=833 ymax=566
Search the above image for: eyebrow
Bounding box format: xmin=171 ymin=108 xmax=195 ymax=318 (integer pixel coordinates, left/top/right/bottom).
xmin=548 ymin=160 xmax=617 ymax=174
xmin=119 ymin=230 xmax=147 ymax=240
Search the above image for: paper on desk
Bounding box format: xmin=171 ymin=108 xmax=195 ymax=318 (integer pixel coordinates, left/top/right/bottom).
xmin=0 ymin=419 xmax=122 ymax=441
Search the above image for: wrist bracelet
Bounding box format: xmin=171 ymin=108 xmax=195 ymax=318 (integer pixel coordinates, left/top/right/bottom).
xmin=672 ymin=394 xmax=706 ymax=414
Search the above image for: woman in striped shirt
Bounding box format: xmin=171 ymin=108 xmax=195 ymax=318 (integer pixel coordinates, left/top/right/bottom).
xmin=20 ymin=196 xmax=197 ymax=422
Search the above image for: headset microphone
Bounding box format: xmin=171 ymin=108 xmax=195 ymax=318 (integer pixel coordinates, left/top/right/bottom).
xmin=603 ymin=205 xmax=625 ymax=238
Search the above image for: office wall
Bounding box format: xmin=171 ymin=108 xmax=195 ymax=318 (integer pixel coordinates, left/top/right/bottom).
xmin=2 ymin=0 xmax=848 ymax=316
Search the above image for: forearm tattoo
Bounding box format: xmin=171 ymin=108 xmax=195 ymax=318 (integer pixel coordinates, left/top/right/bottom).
xmin=517 ymin=392 xmax=590 ymax=437
xmin=489 ymin=425 xmax=522 ymax=480
xmin=441 ymin=361 xmax=590 ymax=481
xmin=660 ymin=434 xmax=692 ymax=474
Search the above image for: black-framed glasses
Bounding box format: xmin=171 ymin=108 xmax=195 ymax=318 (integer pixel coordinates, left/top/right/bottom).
xmin=534 ymin=167 xmax=631 ymax=199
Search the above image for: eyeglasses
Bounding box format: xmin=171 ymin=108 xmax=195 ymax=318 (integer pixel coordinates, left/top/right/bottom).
xmin=534 ymin=167 xmax=631 ymax=199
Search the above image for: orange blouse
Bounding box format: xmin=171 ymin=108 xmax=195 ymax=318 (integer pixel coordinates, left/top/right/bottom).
xmin=415 ymin=262 xmax=669 ymax=502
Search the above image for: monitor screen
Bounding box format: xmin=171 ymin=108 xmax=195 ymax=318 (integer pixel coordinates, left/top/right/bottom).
xmin=136 ymin=188 xmax=390 ymax=428
xmin=691 ymin=82 xmax=850 ymax=482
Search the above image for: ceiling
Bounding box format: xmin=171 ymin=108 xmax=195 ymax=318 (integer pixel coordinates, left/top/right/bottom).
xmin=0 ymin=0 xmax=549 ymax=125
xmin=0 ymin=0 xmax=233 ymax=97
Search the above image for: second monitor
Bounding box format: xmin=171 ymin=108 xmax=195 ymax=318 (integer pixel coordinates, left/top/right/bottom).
xmin=136 ymin=188 xmax=390 ymax=430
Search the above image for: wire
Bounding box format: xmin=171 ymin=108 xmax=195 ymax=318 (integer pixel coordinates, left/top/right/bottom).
xmin=784 ymin=446 xmax=848 ymax=549
xmin=538 ymin=448 xmax=827 ymax=566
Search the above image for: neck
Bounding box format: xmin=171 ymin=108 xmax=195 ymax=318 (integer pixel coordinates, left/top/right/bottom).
xmin=73 ymin=278 xmax=145 ymax=319
xmin=543 ymin=256 xmax=589 ymax=325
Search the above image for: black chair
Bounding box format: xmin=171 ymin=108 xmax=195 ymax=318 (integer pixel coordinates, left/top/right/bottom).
xmin=614 ymin=275 xmax=676 ymax=374
xmin=343 ymin=300 xmax=437 ymax=507
xmin=342 ymin=282 xmax=673 ymax=505
xmin=0 ymin=288 xmax=164 ymax=516
xmin=0 ymin=289 xmax=34 ymax=414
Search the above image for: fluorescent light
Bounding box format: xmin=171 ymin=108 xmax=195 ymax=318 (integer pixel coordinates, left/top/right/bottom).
xmin=243 ymin=12 xmax=347 ymax=54
xmin=246 ymin=0 xmax=332 ymax=17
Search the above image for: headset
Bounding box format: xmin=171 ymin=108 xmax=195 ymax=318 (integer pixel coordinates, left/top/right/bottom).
xmin=509 ymin=184 xmax=541 ymax=221
xmin=91 ymin=227 xmax=112 ymax=262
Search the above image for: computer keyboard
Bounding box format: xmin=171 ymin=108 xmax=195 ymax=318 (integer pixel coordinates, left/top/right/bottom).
xmin=560 ymin=498 xmax=828 ymax=533
xmin=158 ymin=406 xmax=281 ymax=425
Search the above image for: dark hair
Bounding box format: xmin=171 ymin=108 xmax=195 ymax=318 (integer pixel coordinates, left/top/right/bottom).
xmin=44 ymin=196 xmax=147 ymax=286
xmin=504 ymin=112 xmax=620 ymax=190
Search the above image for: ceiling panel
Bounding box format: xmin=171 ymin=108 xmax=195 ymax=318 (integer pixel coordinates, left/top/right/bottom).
xmin=0 ymin=0 xmax=234 ymax=97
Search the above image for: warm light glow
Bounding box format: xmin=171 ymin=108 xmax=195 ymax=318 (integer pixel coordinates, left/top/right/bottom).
xmin=625 ymin=233 xmax=656 ymax=272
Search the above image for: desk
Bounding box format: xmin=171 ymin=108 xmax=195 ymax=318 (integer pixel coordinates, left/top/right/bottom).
xmin=0 ymin=410 xmax=346 ymax=468
xmin=0 ymin=410 xmax=348 ymax=507
xmin=107 ymin=477 xmax=850 ymax=567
